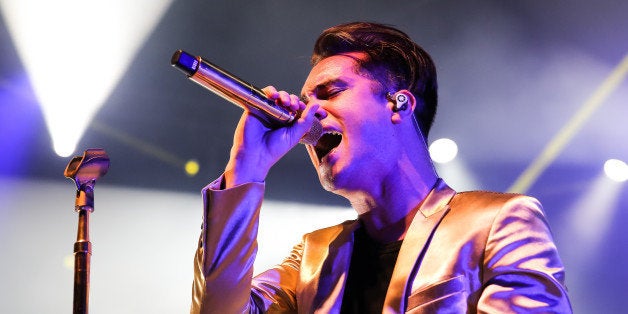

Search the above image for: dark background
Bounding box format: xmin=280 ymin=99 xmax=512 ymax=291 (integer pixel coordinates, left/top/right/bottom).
xmin=1 ymin=1 xmax=627 ymax=312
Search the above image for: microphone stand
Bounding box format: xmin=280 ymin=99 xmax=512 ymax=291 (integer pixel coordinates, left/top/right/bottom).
xmin=64 ymin=149 xmax=110 ymax=314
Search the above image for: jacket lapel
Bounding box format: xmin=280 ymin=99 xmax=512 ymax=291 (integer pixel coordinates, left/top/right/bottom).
xmin=383 ymin=179 xmax=456 ymax=313
xmin=310 ymin=221 xmax=359 ymax=313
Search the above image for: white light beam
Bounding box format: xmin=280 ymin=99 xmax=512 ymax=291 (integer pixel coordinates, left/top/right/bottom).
xmin=0 ymin=0 xmax=173 ymax=157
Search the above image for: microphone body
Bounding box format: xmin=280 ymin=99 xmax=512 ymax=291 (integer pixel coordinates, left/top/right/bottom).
xmin=171 ymin=50 xmax=321 ymax=145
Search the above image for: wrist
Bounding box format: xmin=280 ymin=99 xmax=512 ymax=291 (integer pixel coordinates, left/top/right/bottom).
xmin=223 ymin=160 xmax=268 ymax=189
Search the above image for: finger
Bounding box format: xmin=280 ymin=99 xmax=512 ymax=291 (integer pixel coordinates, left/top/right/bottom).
xmin=277 ymin=90 xmax=291 ymax=107
xmin=298 ymin=103 xmax=320 ymax=125
xmin=308 ymin=102 xmax=327 ymax=119
xmin=289 ymin=94 xmax=301 ymax=111
xmin=297 ymin=99 xmax=307 ymax=111
xmin=261 ymin=86 xmax=279 ymax=100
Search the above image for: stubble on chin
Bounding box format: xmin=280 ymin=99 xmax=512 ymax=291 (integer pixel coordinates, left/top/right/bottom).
xmin=318 ymin=164 xmax=336 ymax=192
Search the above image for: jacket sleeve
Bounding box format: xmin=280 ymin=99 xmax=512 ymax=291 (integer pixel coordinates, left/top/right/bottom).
xmin=478 ymin=195 xmax=573 ymax=313
xmin=190 ymin=177 xmax=303 ymax=314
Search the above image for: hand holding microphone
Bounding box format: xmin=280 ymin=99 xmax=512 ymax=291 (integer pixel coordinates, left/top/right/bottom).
xmin=170 ymin=50 xmax=322 ymax=145
xmin=171 ymin=50 xmax=322 ymax=186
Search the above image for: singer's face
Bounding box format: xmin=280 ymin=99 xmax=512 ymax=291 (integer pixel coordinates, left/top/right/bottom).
xmin=301 ymin=53 xmax=402 ymax=194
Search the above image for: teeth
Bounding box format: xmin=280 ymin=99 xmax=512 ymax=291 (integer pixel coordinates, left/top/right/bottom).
xmin=314 ymin=131 xmax=342 ymax=161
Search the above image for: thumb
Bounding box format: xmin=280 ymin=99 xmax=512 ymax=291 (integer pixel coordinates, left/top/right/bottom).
xmin=295 ymin=104 xmax=322 ymax=145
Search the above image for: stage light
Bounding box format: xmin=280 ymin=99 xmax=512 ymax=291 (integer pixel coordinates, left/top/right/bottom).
xmin=429 ymin=138 xmax=458 ymax=164
xmin=91 ymin=121 xmax=198 ymax=174
xmin=558 ymin=170 xmax=624 ymax=271
xmin=604 ymin=159 xmax=628 ymax=182
xmin=509 ymin=53 xmax=628 ymax=193
xmin=185 ymin=160 xmax=200 ymax=177
xmin=0 ymin=0 xmax=173 ymax=157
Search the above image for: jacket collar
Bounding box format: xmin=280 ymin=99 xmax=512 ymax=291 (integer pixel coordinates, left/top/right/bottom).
xmin=383 ymin=178 xmax=456 ymax=313
xmin=313 ymin=178 xmax=456 ymax=313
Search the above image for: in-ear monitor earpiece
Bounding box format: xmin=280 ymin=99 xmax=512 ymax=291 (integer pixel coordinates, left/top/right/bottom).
xmin=393 ymin=93 xmax=408 ymax=112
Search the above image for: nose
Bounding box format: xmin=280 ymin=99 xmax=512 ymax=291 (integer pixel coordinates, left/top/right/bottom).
xmin=312 ymin=102 xmax=328 ymax=120
xmin=315 ymin=109 xmax=328 ymax=120
xmin=312 ymin=99 xmax=327 ymax=120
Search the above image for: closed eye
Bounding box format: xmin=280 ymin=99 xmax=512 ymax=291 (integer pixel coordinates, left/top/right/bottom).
xmin=302 ymin=78 xmax=350 ymax=104
xmin=321 ymin=89 xmax=342 ymax=99
xmin=316 ymin=86 xmax=346 ymax=100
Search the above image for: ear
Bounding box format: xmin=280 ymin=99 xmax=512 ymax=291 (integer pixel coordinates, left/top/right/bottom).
xmin=389 ymin=90 xmax=416 ymax=124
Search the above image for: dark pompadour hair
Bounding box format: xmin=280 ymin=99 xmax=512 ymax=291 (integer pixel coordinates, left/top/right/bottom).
xmin=311 ymin=22 xmax=438 ymax=138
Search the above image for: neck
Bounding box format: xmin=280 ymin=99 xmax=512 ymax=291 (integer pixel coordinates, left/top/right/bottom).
xmin=348 ymin=154 xmax=438 ymax=244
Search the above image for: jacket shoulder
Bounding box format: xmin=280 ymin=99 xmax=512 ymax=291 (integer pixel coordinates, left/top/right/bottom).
xmin=444 ymin=191 xmax=547 ymax=236
xmin=303 ymin=219 xmax=358 ymax=243
xmin=449 ymin=190 xmax=542 ymax=214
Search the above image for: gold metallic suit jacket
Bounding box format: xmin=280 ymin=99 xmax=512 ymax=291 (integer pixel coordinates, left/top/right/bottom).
xmin=191 ymin=178 xmax=572 ymax=313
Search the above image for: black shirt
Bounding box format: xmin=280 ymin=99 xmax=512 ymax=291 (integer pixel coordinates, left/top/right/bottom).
xmin=340 ymin=227 xmax=403 ymax=313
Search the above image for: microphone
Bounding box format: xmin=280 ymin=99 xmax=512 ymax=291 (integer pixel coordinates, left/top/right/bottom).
xmin=171 ymin=50 xmax=322 ymax=145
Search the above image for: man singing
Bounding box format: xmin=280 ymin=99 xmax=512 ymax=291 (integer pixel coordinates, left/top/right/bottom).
xmin=190 ymin=22 xmax=572 ymax=313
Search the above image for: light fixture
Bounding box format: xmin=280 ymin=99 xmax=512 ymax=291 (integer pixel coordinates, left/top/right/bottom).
xmin=604 ymin=159 xmax=628 ymax=182
xmin=429 ymin=138 xmax=458 ymax=164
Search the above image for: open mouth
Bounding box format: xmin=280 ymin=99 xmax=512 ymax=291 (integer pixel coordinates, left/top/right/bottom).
xmin=314 ymin=131 xmax=342 ymax=161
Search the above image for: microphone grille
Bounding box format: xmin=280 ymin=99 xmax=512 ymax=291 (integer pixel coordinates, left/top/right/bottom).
xmin=299 ymin=118 xmax=323 ymax=145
